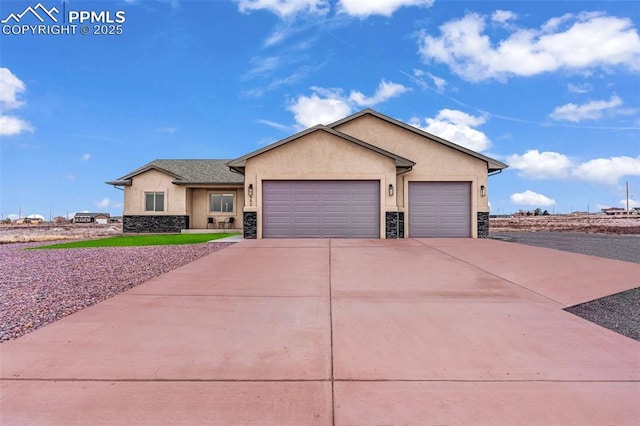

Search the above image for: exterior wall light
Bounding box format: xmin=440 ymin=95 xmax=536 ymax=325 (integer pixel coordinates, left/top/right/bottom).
xmin=388 ymin=184 xmax=394 ymax=196
xmin=480 ymin=185 xmax=486 ymax=197
xmin=248 ymin=183 xmax=253 ymax=197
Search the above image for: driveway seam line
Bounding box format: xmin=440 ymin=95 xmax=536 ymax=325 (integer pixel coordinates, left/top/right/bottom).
xmin=414 ymin=239 xmax=565 ymax=306
xmin=329 ymin=239 xmax=336 ymax=426
xmin=0 ymin=378 xmax=334 ymax=383
xmin=125 ymin=294 xmax=326 ymax=298
xmin=4 ymin=378 xmax=637 ymax=383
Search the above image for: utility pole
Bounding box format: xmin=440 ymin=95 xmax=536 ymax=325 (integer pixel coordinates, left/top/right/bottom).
xmin=626 ymin=181 xmax=630 ymax=217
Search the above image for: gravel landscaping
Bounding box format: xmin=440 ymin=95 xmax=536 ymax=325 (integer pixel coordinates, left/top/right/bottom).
xmin=565 ymin=287 xmax=640 ymax=342
xmin=491 ymin=231 xmax=640 ymax=264
xmin=0 ymin=241 xmax=231 ymax=342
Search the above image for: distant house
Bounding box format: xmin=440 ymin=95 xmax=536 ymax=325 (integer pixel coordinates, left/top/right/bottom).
xmin=74 ymin=213 xmax=111 ymax=224
xmin=601 ymin=207 xmax=627 ymax=216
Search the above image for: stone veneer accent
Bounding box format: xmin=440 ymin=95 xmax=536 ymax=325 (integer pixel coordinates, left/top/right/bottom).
xmin=243 ymin=211 xmax=257 ymax=239
xmin=123 ymin=215 xmax=189 ymax=233
xmin=385 ymin=211 xmax=405 ymax=239
xmin=477 ymin=212 xmax=489 ymax=238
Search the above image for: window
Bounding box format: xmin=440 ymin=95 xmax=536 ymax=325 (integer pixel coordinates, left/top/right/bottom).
xmin=210 ymin=193 xmax=234 ymax=213
xmin=145 ymin=192 xmax=164 ymax=212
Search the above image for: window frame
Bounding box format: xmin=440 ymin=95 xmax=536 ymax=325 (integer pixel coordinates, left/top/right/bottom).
xmin=144 ymin=191 xmax=165 ymax=212
xmin=209 ymin=192 xmax=235 ymax=214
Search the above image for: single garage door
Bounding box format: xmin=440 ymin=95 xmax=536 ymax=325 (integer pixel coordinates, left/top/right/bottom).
xmin=263 ymin=180 xmax=380 ymax=238
xmin=409 ymin=181 xmax=471 ymax=238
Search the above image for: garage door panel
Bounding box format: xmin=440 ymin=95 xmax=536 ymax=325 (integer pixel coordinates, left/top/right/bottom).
xmin=263 ymin=181 xmax=379 ymax=238
xmin=409 ymin=182 xmax=471 ymax=238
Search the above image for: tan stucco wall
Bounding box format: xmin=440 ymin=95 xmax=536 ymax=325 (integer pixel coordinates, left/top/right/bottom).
xmin=190 ymin=187 xmax=244 ymax=230
xmin=335 ymin=115 xmax=491 ymax=237
xmin=123 ymin=169 xmax=187 ymax=215
xmin=243 ymin=130 xmax=398 ymax=238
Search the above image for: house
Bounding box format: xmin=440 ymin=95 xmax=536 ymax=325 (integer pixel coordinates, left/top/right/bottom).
xmin=73 ymin=212 xmax=111 ymax=224
xmin=107 ymin=109 xmax=507 ymax=238
xmin=601 ymin=207 xmax=627 ymax=216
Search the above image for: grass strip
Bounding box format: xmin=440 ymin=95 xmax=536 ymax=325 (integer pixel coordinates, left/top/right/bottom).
xmin=30 ymin=233 xmax=239 ymax=249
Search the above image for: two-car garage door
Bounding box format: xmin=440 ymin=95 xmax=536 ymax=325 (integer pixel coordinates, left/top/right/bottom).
xmin=262 ymin=180 xmax=380 ymax=238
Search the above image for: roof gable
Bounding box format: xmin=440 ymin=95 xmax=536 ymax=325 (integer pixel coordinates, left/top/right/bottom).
xmin=329 ymin=109 xmax=508 ymax=173
xmin=227 ymin=125 xmax=415 ymax=173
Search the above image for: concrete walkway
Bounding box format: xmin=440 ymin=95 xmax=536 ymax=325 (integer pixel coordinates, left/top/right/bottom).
xmin=1 ymin=239 xmax=639 ymax=425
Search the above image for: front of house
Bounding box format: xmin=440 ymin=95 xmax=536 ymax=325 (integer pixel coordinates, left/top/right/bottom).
xmin=107 ymin=109 xmax=507 ymax=238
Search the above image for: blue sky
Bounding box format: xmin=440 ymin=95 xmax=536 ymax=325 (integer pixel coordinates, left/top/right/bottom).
xmin=1 ymin=0 xmax=639 ymax=220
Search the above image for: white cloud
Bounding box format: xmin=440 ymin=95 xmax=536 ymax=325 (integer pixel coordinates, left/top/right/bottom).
xmin=409 ymin=109 xmax=491 ymax=152
xmin=572 ymin=156 xmax=640 ymax=185
xmin=288 ymin=80 xmax=409 ymax=129
xmin=409 ymin=69 xmax=447 ymax=92
xmin=96 ymin=198 xmax=111 ymax=208
xmin=244 ymin=56 xmax=281 ymax=80
xmin=0 ymin=115 xmax=33 ymax=136
xmin=491 ymin=10 xmax=517 ymax=25
xmin=236 ymin=0 xmax=329 ymax=18
xmin=620 ymin=198 xmax=640 ymax=209
xmin=0 ymin=68 xmax=32 ymax=136
xmin=508 ymin=150 xmax=640 ymax=185
xmin=0 ymin=68 xmax=25 ymax=110
xmin=549 ymin=95 xmax=634 ymax=122
xmin=257 ymin=119 xmax=292 ymax=132
xmin=418 ymin=11 xmax=640 ymax=82
xmin=81 ymin=153 xmax=91 ymax=161
xmin=567 ymin=83 xmax=592 ymax=94
xmin=95 ymin=198 xmax=121 ymax=209
xmin=7 ymin=214 xmax=19 ymax=221
xmin=349 ymin=80 xmax=410 ymax=107
xmin=426 ymin=73 xmax=446 ymax=92
xmin=288 ymin=89 xmax=352 ymax=129
xmin=511 ymin=190 xmax=556 ymax=206
xmin=337 ymin=0 xmax=433 ymax=18
xmin=507 ymin=150 xmax=573 ymax=179
xmin=26 ymin=214 xmax=46 ymax=221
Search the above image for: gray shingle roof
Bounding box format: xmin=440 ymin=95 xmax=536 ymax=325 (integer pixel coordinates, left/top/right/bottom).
xmin=106 ymin=159 xmax=244 ymax=186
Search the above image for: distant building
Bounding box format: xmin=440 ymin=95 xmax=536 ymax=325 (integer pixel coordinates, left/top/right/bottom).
xmin=73 ymin=212 xmax=111 ymax=224
xmin=53 ymin=216 xmax=70 ymax=224
xmin=601 ymin=207 xmax=627 ymax=216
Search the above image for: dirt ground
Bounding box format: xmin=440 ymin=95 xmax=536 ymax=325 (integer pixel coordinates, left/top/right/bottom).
xmin=490 ymin=215 xmax=640 ymax=234
xmin=0 ymin=223 xmax=124 ymax=244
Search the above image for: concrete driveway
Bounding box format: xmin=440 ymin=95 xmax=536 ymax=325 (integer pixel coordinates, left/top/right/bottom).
xmin=1 ymin=239 xmax=639 ymax=425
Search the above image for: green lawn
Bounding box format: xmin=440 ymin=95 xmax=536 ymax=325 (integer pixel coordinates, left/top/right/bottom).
xmin=31 ymin=233 xmax=240 ymax=249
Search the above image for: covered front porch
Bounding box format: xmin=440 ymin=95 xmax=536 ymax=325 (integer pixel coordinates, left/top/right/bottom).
xmin=186 ymin=186 xmax=244 ymax=231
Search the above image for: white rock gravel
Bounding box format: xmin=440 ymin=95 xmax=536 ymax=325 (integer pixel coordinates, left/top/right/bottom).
xmin=0 ymin=241 xmax=231 ymax=342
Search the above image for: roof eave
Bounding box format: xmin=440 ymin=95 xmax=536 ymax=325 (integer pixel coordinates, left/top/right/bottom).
xmin=171 ymin=180 xmax=244 ymax=186
xmin=106 ymin=179 xmax=131 ymax=186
